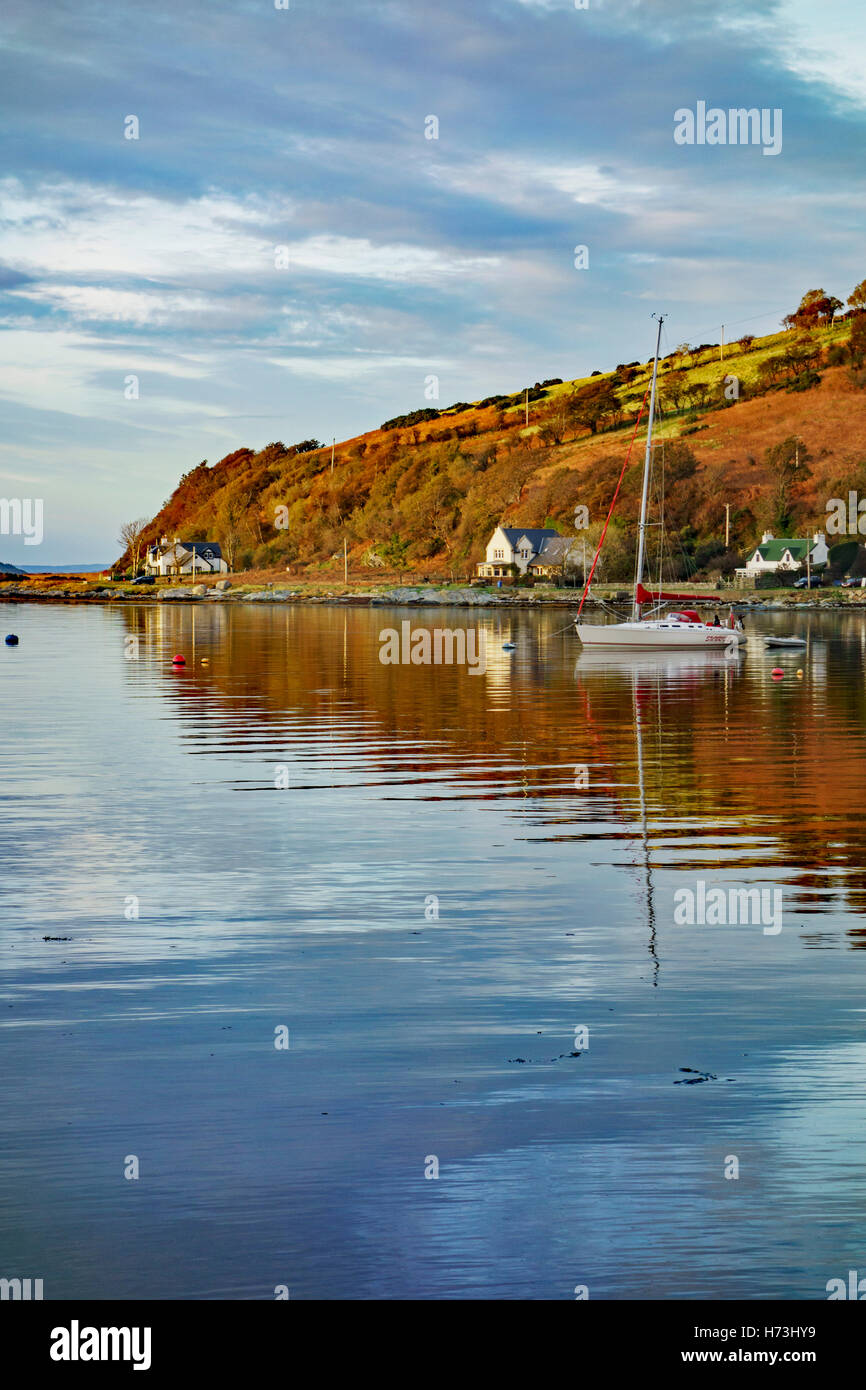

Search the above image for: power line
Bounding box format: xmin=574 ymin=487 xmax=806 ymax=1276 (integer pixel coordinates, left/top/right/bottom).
xmin=663 ymin=305 xmax=791 ymax=349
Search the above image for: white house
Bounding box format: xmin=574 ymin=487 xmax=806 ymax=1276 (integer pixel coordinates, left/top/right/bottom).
xmin=145 ymin=537 xmax=228 ymax=576
xmin=477 ymin=526 xmax=562 ymax=578
xmin=736 ymin=530 xmax=828 ymax=580
xmin=527 ymin=535 xmax=583 ymax=577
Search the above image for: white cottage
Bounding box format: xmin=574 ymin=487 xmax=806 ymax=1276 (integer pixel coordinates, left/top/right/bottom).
xmin=476 ymin=526 xmax=561 ymax=579
xmin=145 ymin=537 xmax=228 ymax=576
xmin=736 ymin=530 xmax=828 ymax=579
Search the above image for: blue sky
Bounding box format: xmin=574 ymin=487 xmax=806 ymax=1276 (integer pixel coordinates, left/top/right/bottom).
xmin=1 ymin=0 xmax=864 ymax=561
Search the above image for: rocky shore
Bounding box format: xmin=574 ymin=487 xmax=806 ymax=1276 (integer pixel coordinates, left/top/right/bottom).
xmin=3 ymin=580 xmax=866 ymax=610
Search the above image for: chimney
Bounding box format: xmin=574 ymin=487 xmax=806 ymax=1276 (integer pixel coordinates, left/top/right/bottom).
xmin=761 ymin=531 xmax=773 ymax=543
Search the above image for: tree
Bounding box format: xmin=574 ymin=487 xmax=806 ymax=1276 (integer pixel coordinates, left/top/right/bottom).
xmin=765 ymin=435 xmax=812 ymax=532
xmin=538 ymin=396 xmax=572 ymax=445
xmin=117 ymin=517 xmax=150 ymax=577
xmin=683 ymin=379 xmax=712 ymax=412
xmin=783 ymin=289 xmax=842 ymax=331
xmin=379 ymin=535 xmax=409 ymax=575
xmin=216 ymin=491 xmax=250 ymax=572
xmin=567 ymin=381 xmax=620 ymax=435
xmin=848 ymin=279 xmax=866 ymax=313
xmin=661 ymin=369 xmax=689 ymax=411
xmin=757 ymin=355 xmax=786 ymax=388
xmin=850 ymin=315 xmax=866 ymax=367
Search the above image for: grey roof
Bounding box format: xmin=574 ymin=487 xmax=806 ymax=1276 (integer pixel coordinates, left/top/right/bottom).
xmin=150 ymin=540 xmax=222 ymax=557
xmin=500 ymin=527 xmax=560 ymax=549
xmin=530 ymin=536 xmax=577 ymax=566
xmin=184 ymin=542 xmax=222 ymax=557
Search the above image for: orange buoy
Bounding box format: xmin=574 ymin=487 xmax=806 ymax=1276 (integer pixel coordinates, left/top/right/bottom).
xmin=172 ymin=654 xmax=186 ymax=666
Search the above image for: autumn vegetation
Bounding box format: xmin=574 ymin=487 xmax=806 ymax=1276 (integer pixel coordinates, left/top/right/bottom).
xmin=120 ymin=285 xmax=866 ymax=585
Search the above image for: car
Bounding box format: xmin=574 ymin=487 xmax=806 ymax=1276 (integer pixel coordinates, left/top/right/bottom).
xmin=793 ymin=574 xmax=823 ymax=588
xmin=842 ymin=576 xmax=864 ymax=587
xmin=129 ymin=573 xmax=156 ymax=585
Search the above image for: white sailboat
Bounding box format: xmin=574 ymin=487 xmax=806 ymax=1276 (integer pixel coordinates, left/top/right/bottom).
xmin=575 ymin=315 xmax=746 ymax=651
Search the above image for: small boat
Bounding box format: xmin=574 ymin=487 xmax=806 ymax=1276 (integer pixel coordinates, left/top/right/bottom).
xmin=763 ymin=635 xmax=807 ymax=649
xmin=574 ymin=314 xmax=746 ymax=652
xmin=502 ymin=641 xmax=517 ymax=651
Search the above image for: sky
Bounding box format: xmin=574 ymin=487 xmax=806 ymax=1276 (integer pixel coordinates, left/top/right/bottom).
xmin=0 ymin=0 xmax=865 ymax=562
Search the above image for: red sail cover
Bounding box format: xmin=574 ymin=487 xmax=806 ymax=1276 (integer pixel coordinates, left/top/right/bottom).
xmin=635 ymin=583 xmax=717 ymax=605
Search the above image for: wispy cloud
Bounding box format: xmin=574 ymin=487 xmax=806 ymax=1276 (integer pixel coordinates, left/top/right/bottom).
xmin=0 ymin=0 xmax=863 ymax=559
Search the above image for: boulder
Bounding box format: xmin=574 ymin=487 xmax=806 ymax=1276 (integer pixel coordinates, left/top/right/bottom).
xmin=214 ymin=579 xmax=232 ymax=591
xmin=190 ymin=584 xmax=208 ymax=597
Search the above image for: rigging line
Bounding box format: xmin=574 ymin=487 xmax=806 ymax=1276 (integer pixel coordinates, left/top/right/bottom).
xmin=576 ymin=381 xmax=652 ymax=618
xmin=540 ymin=618 xmax=581 ymax=642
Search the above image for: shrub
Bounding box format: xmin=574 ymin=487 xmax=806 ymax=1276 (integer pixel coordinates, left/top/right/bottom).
xmin=381 ymin=408 xmax=440 ymax=431
xmin=786 ymin=370 xmax=822 ymax=392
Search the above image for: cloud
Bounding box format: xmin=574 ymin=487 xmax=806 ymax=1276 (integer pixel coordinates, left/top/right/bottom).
xmin=775 ymin=0 xmax=866 ymax=106
xmin=8 ymin=284 xmax=223 ymax=326
xmin=268 ymin=353 xmax=456 ymax=382
xmin=0 ymin=0 xmax=864 ymax=559
xmin=0 ymin=179 xmax=501 ymax=292
xmin=279 ymin=234 xmax=500 ymax=283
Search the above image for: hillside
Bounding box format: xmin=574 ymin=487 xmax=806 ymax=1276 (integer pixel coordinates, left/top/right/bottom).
xmin=123 ymin=296 xmax=866 ymax=585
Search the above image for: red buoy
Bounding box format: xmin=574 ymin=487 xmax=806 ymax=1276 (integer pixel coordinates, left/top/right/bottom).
xmin=771 ymin=667 xmax=784 ymax=679
xmin=172 ymin=654 xmax=186 ymax=666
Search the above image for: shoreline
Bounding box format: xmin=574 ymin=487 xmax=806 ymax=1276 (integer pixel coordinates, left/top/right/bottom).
xmin=1 ymin=581 xmax=865 ymax=611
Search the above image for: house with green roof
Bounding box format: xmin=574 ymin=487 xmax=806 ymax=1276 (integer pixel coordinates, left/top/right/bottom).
xmin=738 ymin=530 xmax=828 ymax=580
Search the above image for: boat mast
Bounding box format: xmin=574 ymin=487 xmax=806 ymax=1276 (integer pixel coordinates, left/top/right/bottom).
xmin=634 ymin=313 xmax=666 ymax=619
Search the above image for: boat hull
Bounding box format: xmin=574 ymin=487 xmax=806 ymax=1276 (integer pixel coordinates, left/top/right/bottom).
xmin=575 ymin=620 xmax=745 ymax=649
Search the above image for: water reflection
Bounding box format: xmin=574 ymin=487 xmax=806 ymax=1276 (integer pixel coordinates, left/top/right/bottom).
xmin=3 ymin=601 xmax=866 ymax=1299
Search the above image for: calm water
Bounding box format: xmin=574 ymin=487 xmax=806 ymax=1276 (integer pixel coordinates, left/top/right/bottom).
xmin=3 ymin=599 xmax=866 ymax=1300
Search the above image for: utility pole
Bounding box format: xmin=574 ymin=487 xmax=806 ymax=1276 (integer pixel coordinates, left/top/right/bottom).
xmin=720 ymin=326 xmax=725 ymax=362
xmin=725 ymin=503 xmax=730 ymax=549
xmin=344 ymin=536 xmax=348 ymax=584
xmin=331 ymin=437 xmax=335 ymax=474
xmin=525 ymin=388 xmax=529 ymax=427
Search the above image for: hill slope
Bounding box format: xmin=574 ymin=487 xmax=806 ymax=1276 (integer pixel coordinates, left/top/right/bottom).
xmin=126 ymin=313 xmax=866 ymax=584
